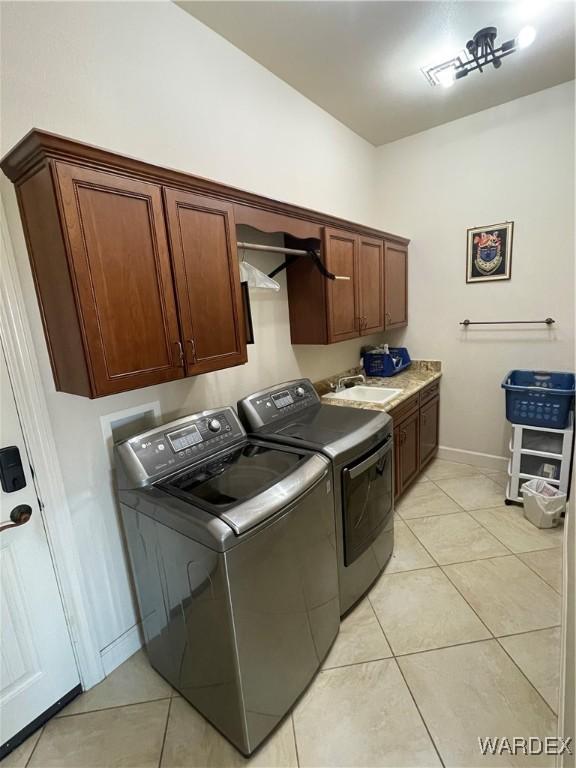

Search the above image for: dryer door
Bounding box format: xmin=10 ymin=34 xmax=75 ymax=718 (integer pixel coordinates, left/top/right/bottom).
xmin=342 ymin=436 xmax=394 ymax=566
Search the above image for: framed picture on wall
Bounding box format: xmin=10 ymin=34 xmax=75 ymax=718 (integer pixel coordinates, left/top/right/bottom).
xmin=466 ymin=221 xmax=514 ymax=283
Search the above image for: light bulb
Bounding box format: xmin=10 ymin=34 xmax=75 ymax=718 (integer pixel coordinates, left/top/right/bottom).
xmin=437 ymin=67 xmax=456 ymax=88
xmin=517 ymin=26 xmax=537 ymax=49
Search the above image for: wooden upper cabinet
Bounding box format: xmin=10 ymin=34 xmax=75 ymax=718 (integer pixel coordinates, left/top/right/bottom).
xmin=1 ymin=131 xmax=411 ymax=392
xmin=163 ymin=189 xmax=247 ymax=375
xmin=358 ymin=236 xmax=384 ymax=335
xmin=384 ymin=241 xmax=408 ymax=329
xmin=324 ymin=228 xmax=359 ymax=342
xmin=53 ymin=163 xmax=184 ymax=396
xmin=286 ymin=229 xmax=390 ymax=344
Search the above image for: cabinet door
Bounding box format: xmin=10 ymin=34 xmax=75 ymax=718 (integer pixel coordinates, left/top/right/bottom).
xmin=54 ymin=163 xmax=184 ymax=396
xmin=384 ymin=242 xmax=408 ymax=329
xmin=323 ymin=228 xmax=359 ymax=342
xmin=398 ymin=410 xmax=420 ymax=492
xmin=358 ymin=237 xmax=384 ymax=335
xmin=420 ymin=396 xmax=439 ymax=468
xmin=163 ymin=189 xmax=247 ymax=375
xmin=393 ymin=424 xmax=402 ymax=500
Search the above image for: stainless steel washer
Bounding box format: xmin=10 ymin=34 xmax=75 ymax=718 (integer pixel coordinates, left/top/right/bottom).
xmin=238 ymin=379 xmax=394 ymax=615
xmin=114 ymin=407 xmax=339 ymax=755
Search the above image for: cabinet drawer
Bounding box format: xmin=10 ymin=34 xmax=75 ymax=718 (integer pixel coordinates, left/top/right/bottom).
xmin=420 ymin=380 xmax=440 ymax=405
xmin=389 ymin=393 xmax=419 ymax=424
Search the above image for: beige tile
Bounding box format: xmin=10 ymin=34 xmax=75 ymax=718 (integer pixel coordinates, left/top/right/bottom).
xmin=370 ymin=567 xmax=490 ymax=655
xmin=405 ymin=512 xmax=509 ymax=564
xmin=397 ymin=479 xmax=437 ymax=503
xmin=29 ymin=700 xmax=169 ymax=767
xmin=444 ymin=556 xmax=561 ymax=636
xmin=518 ymin=549 xmax=563 ymax=593
xmin=161 ymin=697 xmax=297 ymax=767
xmin=397 ymin=484 xmax=462 ymax=520
xmin=469 ymin=507 xmax=564 ymax=554
xmin=322 ymin=598 xmax=391 ymax=669
xmin=2 ymin=728 xmax=43 ymax=767
xmin=293 ymin=659 xmax=441 ymax=767
xmin=383 ymin=519 xmax=435 ymax=574
xmin=399 ymin=640 xmax=557 ymax=767
xmin=483 ymin=471 xmax=508 ymax=488
xmin=435 ymin=475 xmax=505 ymax=510
xmin=58 ymin=650 xmax=174 ymax=716
xmin=425 ymin=459 xmax=481 ymax=481
xmin=499 ymin=628 xmax=561 ymax=713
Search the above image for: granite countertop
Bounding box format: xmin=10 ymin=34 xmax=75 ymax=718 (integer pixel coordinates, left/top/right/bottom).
xmin=314 ymin=360 xmax=442 ymax=413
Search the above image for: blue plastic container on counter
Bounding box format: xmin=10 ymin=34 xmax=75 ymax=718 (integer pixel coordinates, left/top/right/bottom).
xmin=501 ymin=370 xmax=575 ymax=428
xmin=363 ymin=347 xmax=411 ymax=377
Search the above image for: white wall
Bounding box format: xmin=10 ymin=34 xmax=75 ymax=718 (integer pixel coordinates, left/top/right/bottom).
xmin=375 ymin=82 xmax=575 ymax=461
xmin=0 ymin=1 xmax=381 ymax=664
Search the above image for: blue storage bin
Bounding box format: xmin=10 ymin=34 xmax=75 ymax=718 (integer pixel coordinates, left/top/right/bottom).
xmin=363 ymin=347 xmax=411 ymax=377
xmin=502 ymin=370 xmax=575 ymax=428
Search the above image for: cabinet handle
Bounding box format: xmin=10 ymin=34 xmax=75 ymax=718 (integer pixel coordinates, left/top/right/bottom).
xmin=385 ymin=312 xmax=391 ymax=324
xmin=187 ymin=338 xmax=197 ymax=361
xmin=175 ymin=341 xmax=184 ymax=366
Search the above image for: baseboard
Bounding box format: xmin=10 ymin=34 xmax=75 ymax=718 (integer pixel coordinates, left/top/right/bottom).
xmin=437 ymin=445 xmax=508 ymax=472
xmin=100 ymin=623 xmax=143 ymax=677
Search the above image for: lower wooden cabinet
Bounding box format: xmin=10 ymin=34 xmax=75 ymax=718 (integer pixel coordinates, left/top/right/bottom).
xmin=391 ymin=381 xmax=440 ymax=499
xmin=395 ymin=409 xmax=420 ymax=496
xmin=420 ymin=395 xmax=440 ymax=469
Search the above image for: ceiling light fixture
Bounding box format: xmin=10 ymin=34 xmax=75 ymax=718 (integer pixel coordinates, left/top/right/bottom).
xmin=422 ymin=24 xmax=537 ymax=87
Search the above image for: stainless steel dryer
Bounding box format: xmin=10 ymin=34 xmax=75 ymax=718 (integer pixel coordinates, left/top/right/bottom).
xmin=238 ymin=379 xmax=394 ymax=615
xmin=114 ymin=407 xmax=339 ymax=756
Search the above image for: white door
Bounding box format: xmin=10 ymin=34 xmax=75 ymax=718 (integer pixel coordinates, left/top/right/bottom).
xmin=0 ymin=346 xmax=80 ymax=753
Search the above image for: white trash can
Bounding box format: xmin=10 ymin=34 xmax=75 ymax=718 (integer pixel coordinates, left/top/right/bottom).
xmin=521 ymin=479 xmax=566 ymax=528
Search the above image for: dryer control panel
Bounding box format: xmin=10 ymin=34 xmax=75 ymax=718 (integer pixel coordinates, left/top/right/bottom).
xmin=238 ymin=379 xmax=320 ymax=429
xmin=115 ymin=407 xmax=245 ymax=487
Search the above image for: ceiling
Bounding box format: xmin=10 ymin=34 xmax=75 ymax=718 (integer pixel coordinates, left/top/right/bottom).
xmin=177 ymin=0 xmax=575 ymax=145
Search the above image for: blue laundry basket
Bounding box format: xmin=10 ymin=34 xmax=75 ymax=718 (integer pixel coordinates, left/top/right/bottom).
xmin=502 ymin=370 xmax=575 ymax=428
xmin=363 ymin=347 xmax=411 ymax=377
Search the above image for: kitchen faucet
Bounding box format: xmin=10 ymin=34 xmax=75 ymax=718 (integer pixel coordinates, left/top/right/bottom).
xmin=333 ymin=373 xmax=366 ymax=392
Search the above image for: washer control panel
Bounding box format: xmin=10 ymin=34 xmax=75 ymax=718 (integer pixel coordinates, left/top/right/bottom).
xmin=238 ymin=379 xmax=320 ymax=429
xmin=117 ymin=407 xmax=244 ymax=485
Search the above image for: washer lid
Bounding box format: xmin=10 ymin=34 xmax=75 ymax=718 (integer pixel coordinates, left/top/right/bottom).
xmin=157 ymin=440 xmax=329 ymax=535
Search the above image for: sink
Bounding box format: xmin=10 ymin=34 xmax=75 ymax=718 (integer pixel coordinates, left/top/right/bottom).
xmin=324 ymin=385 xmax=402 ymax=404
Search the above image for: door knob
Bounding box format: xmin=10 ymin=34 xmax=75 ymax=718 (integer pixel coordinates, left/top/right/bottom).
xmin=0 ymin=504 xmax=32 ymax=534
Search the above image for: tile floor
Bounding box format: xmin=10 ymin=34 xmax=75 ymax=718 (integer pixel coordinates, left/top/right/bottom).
xmin=6 ymin=458 xmax=564 ymax=768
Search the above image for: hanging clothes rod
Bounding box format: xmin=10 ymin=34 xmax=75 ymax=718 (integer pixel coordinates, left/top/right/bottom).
xmin=236 ymin=241 xmax=351 ymax=281
xmin=460 ymin=318 xmax=555 ymax=326
xmin=237 ymin=242 xmax=313 ymax=257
